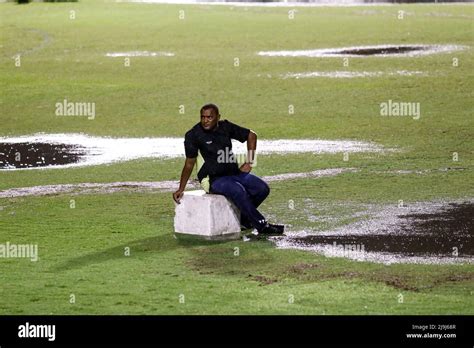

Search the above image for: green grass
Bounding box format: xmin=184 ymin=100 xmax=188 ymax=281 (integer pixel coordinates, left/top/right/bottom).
xmin=0 ymin=1 xmax=473 ymax=314
xmin=1 ymin=192 xmax=472 ymax=314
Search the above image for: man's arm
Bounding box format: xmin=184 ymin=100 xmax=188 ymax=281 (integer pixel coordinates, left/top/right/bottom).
xmin=240 ymin=130 xmax=257 ymax=173
xmin=173 ymin=157 xmax=196 ymax=204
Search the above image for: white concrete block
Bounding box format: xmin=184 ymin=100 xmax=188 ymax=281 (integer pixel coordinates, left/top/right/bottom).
xmin=174 ymin=190 xmax=241 ymax=239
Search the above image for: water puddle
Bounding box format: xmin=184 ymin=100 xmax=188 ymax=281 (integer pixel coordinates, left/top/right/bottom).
xmin=258 ymin=44 xmax=467 ymax=58
xmin=0 ymin=134 xmax=387 ymax=170
xmin=0 ymin=168 xmax=353 ymax=198
xmin=105 ymin=51 xmax=175 ymax=57
xmin=280 ymin=70 xmax=427 ymax=79
xmin=0 ymin=142 xmax=86 ymax=169
xmin=272 ymin=200 xmax=474 ymax=264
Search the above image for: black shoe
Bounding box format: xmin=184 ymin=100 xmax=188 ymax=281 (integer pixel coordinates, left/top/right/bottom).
xmin=240 ymin=216 xmax=253 ymax=230
xmin=259 ymin=223 xmax=285 ymax=235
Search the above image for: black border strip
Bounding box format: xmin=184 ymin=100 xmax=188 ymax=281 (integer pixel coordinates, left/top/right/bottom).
xmin=0 ymin=315 xmax=472 ymax=346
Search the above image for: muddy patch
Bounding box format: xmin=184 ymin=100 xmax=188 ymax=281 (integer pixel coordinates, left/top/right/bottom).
xmin=249 ymin=274 xmax=278 ymax=286
xmin=258 ymin=44 xmax=467 ymax=58
xmin=0 ymin=134 xmax=388 ymax=170
xmin=0 ymin=142 xmax=86 ymax=169
xmin=272 ymin=200 xmax=474 ymax=265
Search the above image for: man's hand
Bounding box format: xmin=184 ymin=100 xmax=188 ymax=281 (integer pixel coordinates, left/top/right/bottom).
xmin=173 ymin=157 xmax=196 ymax=204
xmin=239 ymin=162 xmax=252 ymax=173
xmin=173 ymin=190 xmax=184 ymax=204
xmin=242 ymin=131 xmax=256 ymax=174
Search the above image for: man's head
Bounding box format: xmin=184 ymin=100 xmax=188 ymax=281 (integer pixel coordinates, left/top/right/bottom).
xmin=200 ymin=103 xmax=220 ymax=131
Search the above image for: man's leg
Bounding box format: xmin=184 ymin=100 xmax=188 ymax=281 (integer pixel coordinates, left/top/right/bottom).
xmin=210 ymin=175 xmax=267 ymax=232
xmin=235 ymin=172 xmax=270 ymax=208
xmin=234 ymin=173 xmax=270 ymax=229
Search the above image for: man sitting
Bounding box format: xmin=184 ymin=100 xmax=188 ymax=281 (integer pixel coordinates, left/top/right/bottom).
xmin=172 ymin=103 xmax=284 ymax=235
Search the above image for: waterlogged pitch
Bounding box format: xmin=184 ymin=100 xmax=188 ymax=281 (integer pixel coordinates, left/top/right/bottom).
xmin=0 ymin=0 xmax=473 ymax=315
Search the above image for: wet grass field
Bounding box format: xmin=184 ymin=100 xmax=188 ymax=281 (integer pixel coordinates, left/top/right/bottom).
xmin=0 ymin=1 xmax=473 ymax=314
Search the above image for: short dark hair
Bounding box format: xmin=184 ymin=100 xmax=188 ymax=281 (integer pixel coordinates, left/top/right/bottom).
xmin=200 ymin=103 xmax=220 ymax=116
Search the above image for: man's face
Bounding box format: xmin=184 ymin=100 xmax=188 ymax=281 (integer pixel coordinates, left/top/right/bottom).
xmin=200 ymin=108 xmax=219 ymax=131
